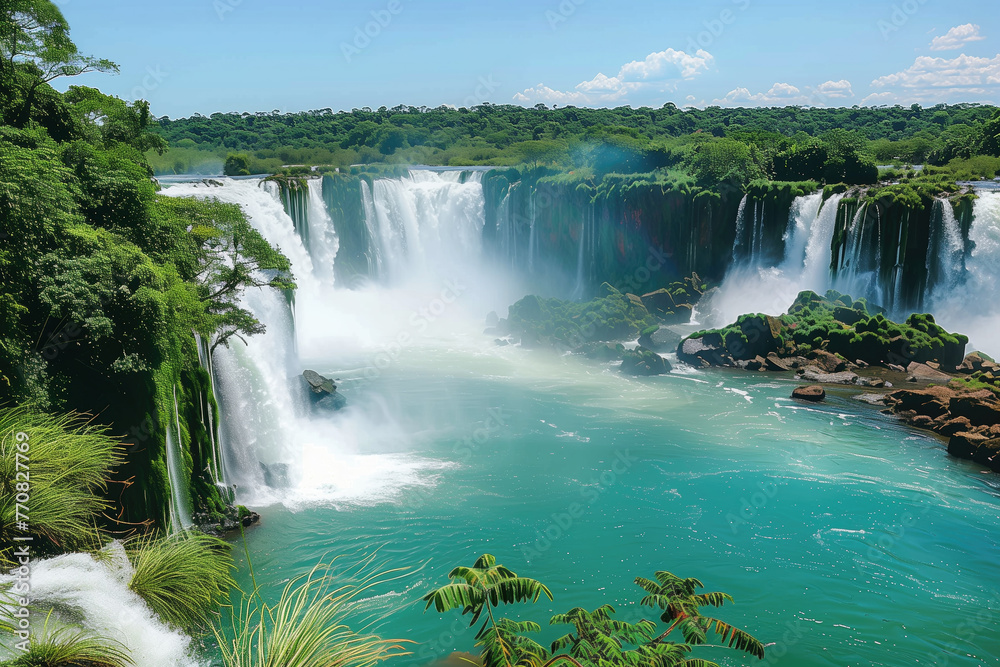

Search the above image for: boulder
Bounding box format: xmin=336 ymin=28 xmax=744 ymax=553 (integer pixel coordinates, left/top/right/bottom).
xmin=811 ymin=350 xmax=847 ymax=373
xmin=583 ymin=342 xmax=625 ymax=362
xmin=854 ymin=393 xmax=888 ymax=405
xmin=641 ymin=289 xmax=677 ymax=316
xmin=948 ymin=432 xmax=990 ymax=459
xmin=638 ymin=326 xmax=682 ymax=353
xmin=678 ymin=334 xmax=731 ymax=367
xmin=792 ymin=385 xmax=826 ymax=402
xmin=621 ymin=347 xmax=671 ymax=376
xmin=303 ymin=369 xmax=335 ymax=395
xmin=800 ymin=367 xmax=859 ymax=385
xmin=906 ymin=362 xmax=953 ymax=382
xmin=958 ymin=352 xmax=999 ymax=374
xmin=885 ymin=388 xmax=952 ymax=418
xmin=972 ymin=439 xmax=1000 ymax=468
xmin=302 ymin=370 xmax=347 ymax=412
xmin=765 ymin=353 xmax=794 ymax=372
xmin=937 ymin=416 xmax=973 ymax=437
xmin=949 ymin=392 xmax=1000 ymax=426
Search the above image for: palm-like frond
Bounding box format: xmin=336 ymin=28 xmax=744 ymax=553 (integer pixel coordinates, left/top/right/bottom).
xmin=709 ymin=619 xmax=766 ymax=659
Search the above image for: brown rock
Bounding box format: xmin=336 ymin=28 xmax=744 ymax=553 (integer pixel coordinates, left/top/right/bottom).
xmin=906 ymin=362 xmax=954 ymax=382
xmin=910 ymin=415 xmax=936 ymax=429
xmin=801 ymin=367 xmax=859 ymax=384
xmin=792 ymin=385 xmax=826 ymax=402
xmin=887 ymin=364 xmax=907 ymax=373
xmin=811 ymin=350 xmax=847 ymax=373
xmin=948 ymin=432 xmax=990 ymax=459
xmin=972 ymin=439 xmax=1000 ymax=467
xmin=949 ymin=394 xmax=1000 ymax=427
xmin=938 ymin=416 xmax=974 ymax=437
xmin=765 ymin=353 xmax=794 ymax=372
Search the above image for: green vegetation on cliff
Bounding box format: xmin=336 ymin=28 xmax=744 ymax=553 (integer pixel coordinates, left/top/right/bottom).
xmin=683 ymin=290 xmax=969 ymax=368
xmin=0 ymin=1 xmax=292 ymax=528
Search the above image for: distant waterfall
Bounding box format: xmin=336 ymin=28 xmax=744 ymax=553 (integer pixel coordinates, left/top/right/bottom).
xmin=930 ymin=190 xmax=1000 ymax=354
xmin=708 ymin=192 xmax=837 ymax=326
xmin=306 ymin=178 xmax=340 ymax=287
xmin=362 ymin=170 xmax=486 ymax=284
xmin=925 ymin=199 xmax=965 ymax=293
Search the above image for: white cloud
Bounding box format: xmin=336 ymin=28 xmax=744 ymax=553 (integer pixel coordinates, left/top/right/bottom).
xmin=712 ymin=82 xmax=822 ymax=106
xmin=930 ymin=24 xmax=986 ymax=51
xmin=513 ymin=48 xmax=714 ymax=106
xmin=872 ymin=53 xmax=1000 ymax=90
xmin=816 ymin=79 xmax=855 ymax=99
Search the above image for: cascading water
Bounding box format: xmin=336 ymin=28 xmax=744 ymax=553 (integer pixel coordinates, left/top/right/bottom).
xmin=165 ymin=386 xmax=192 ymax=531
xmin=306 ymin=178 xmax=340 ymax=287
xmin=162 ymin=171 xmax=521 ymax=509
xmin=925 ymin=199 xmax=965 ymax=293
xmin=929 ymin=190 xmax=1000 ymax=355
xmin=0 ymin=545 xmax=199 ymax=666
xmin=708 ymin=192 xmax=835 ymax=326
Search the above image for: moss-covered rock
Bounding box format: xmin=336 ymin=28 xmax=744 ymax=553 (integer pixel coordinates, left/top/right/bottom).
xmin=507 ymin=283 xmax=657 ymax=350
xmin=679 ymin=289 xmax=968 ymax=369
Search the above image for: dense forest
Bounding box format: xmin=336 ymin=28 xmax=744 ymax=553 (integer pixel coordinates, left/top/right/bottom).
xmin=152 ymin=103 xmax=1000 ymax=188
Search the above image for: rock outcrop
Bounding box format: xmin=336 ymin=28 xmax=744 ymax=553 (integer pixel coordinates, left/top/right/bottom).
xmin=302 ymin=370 xmax=347 ymax=412
xmin=620 ymin=347 xmax=671 ymax=376
xmin=792 ymin=385 xmax=826 ymax=402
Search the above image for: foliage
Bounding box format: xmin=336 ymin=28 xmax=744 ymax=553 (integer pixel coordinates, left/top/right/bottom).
xmin=1 ymin=618 xmax=132 ymax=667
xmin=507 ymin=284 xmax=658 ymax=350
xmin=0 ymin=408 xmax=121 ymax=566
xmin=126 ymin=531 xmax=235 ymax=631
xmin=215 ymin=554 xmax=410 ymax=667
xmin=684 ymin=289 xmax=969 ymax=367
xmin=423 ymin=555 xmax=764 ymax=667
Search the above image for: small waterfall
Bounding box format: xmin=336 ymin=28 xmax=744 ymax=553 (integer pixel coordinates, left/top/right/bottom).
xmin=306 ymin=178 xmax=340 ymax=287
xmin=0 ymin=546 xmax=199 ymax=666
xmin=165 ymin=386 xmax=192 ymax=531
xmin=730 ymin=194 xmax=749 ymax=264
xmin=528 ymin=190 xmax=538 ymax=274
xmin=925 ymin=199 xmax=965 ymax=293
xmin=360 ymin=179 xmax=383 ymax=278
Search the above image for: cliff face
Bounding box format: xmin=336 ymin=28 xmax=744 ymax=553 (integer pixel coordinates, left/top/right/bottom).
xmin=482 ymin=170 xmax=746 ymax=297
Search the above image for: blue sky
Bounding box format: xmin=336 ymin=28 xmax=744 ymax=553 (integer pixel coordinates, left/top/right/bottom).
xmin=57 ymin=0 xmax=999 ymax=118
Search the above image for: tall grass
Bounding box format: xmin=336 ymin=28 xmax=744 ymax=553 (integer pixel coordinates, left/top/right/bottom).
xmin=0 ymin=409 xmax=121 ymax=566
xmin=126 ymin=532 xmax=235 ymax=631
xmin=3 ymin=614 xmax=132 ymax=667
xmin=215 ymin=553 xmax=412 ymax=667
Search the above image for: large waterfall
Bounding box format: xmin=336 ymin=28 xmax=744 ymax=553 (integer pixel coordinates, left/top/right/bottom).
xmin=163 ymin=170 xmax=520 ymax=509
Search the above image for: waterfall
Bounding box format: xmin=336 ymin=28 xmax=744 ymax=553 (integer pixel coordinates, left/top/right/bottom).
xmin=165 ymin=387 xmax=192 ymax=531
xmin=708 ymin=192 xmax=839 ymax=326
xmin=162 ymin=172 xmax=510 ymax=509
xmin=306 ymin=178 xmax=340 ymax=287
xmin=925 ymin=199 xmax=965 ymax=293
xmin=362 ymin=170 xmax=486 ymax=284
xmin=730 ymin=195 xmax=749 ymax=264
xmin=0 ymin=546 xmax=199 ymax=666
xmin=930 ymin=190 xmax=1000 ymax=355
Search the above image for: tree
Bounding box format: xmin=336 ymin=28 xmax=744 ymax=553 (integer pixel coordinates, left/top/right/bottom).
xmin=0 ymin=0 xmax=118 ymax=125
xmin=422 ymin=554 xmax=554 ymax=666
xmin=223 ymin=152 xmax=252 ymax=176
xmin=634 ymin=570 xmax=765 ymax=659
xmin=424 ymin=556 xmax=766 ymax=667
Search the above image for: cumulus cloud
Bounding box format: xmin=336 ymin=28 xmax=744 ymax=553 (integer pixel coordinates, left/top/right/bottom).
xmin=713 ymin=82 xmax=844 ymax=107
xmin=513 ymin=48 xmax=714 ymax=106
xmin=930 ymin=24 xmax=986 ymax=51
xmin=872 ymin=53 xmax=1000 ymax=90
xmin=816 ymin=79 xmax=855 ymax=99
